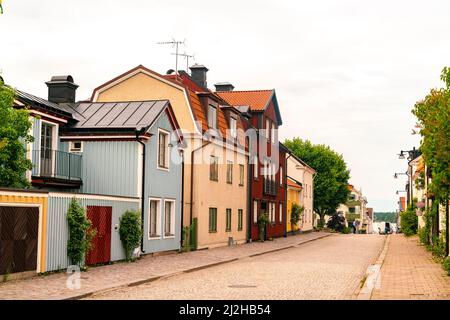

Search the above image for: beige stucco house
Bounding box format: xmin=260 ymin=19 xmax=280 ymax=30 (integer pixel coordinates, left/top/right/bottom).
xmin=285 ymin=149 xmax=315 ymax=233
xmin=91 ymin=65 xmax=248 ymax=249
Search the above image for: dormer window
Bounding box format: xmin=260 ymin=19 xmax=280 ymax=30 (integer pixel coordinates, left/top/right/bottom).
xmin=230 ymin=116 xmax=237 ymax=139
xmin=208 ymin=104 xmax=217 ymax=129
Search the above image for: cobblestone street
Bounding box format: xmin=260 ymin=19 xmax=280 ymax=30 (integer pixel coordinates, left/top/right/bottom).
xmin=88 ymin=234 xmax=385 ymax=300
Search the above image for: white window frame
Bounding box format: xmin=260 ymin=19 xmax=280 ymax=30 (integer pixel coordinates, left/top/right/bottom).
xmin=148 ymin=197 xmax=162 ymax=240
xmin=39 ymin=120 xmax=58 ymax=177
xmin=253 ymin=201 xmax=258 ymax=224
xmin=271 ymin=123 xmax=276 ymax=144
xmin=157 ymin=128 xmax=170 ymax=171
xmin=266 ymin=118 xmax=270 ymax=142
xmin=230 ymin=117 xmax=237 ymax=139
xmin=208 ymin=104 xmax=217 ymax=129
xmin=226 ymin=160 xmax=233 ymax=184
xmin=279 ymin=166 xmax=283 ymax=186
xmin=69 ymin=141 xmax=83 ymax=153
xmin=163 ymin=199 xmax=176 ymax=239
xmin=279 ymin=203 xmax=283 ymax=223
xmin=253 ymin=156 xmax=259 ymax=179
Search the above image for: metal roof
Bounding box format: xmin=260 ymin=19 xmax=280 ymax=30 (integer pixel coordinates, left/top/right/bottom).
xmin=69 ymin=100 xmax=170 ymax=130
xmin=16 ymin=89 xmax=75 ymax=117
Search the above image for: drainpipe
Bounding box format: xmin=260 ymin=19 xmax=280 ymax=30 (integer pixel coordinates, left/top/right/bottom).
xmin=247 ymin=149 xmax=253 ymax=242
xmin=180 ymin=149 xmax=185 ymax=248
xmin=190 ymin=140 xmax=211 ymax=224
xmin=135 ymin=129 xmax=146 ymax=254
xmin=284 ymin=154 xmax=291 ymax=237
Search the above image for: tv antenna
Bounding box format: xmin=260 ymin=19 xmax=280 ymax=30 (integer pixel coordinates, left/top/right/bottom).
xmin=157 ymin=39 xmax=185 ymax=75
xmin=171 ymin=52 xmax=195 ymax=74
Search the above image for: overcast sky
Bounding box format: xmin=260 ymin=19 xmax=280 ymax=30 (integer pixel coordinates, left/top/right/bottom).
xmin=1 ymin=0 xmax=449 ymax=211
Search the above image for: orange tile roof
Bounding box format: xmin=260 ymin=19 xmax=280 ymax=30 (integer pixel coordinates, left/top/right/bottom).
xmin=287 ymin=178 xmax=302 ymax=189
xmin=216 ymin=90 xmax=274 ymax=111
xmin=163 ymin=73 xmax=246 ymax=145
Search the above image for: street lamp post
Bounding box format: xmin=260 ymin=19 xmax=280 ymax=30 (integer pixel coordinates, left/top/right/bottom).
xmin=397 ymin=147 xmax=421 ymax=206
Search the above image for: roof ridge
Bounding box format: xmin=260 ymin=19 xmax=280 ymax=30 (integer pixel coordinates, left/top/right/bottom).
xmin=216 ymin=89 xmax=273 ymax=93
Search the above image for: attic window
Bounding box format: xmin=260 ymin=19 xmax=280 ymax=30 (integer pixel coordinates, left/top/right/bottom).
xmin=69 ymin=141 xmax=83 ymax=152
xmin=230 ymin=117 xmax=237 ymax=139
xmin=208 ymin=105 xmax=217 ymax=129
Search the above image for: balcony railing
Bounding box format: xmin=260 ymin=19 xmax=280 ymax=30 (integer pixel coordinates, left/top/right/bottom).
xmin=32 ymin=149 xmax=82 ymax=182
xmin=263 ymin=179 xmax=277 ymax=196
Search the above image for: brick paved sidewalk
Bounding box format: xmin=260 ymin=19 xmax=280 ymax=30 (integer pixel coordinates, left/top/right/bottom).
xmin=0 ymin=231 xmax=330 ymax=300
xmin=371 ymin=234 xmax=450 ymax=300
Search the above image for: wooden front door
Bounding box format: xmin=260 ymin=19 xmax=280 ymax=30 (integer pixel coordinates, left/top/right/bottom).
xmin=85 ymin=206 xmax=112 ymax=266
xmin=0 ymin=206 xmax=39 ymax=275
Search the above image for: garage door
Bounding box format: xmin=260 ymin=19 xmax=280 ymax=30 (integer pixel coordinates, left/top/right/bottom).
xmin=0 ymin=206 xmax=39 ymax=275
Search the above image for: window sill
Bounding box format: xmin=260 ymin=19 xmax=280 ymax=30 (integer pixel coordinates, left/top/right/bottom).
xmin=239 ymin=184 xmax=244 ymax=187
xmin=157 ymin=166 xmax=170 ymax=172
xmin=149 ymin=235 xmax=161 ymax=240
xmin=210 ymin=179 xmax=219 ymax=182
xmin=163 ymin=235 xmax=175 ymax=239
xmin=209 ymin=230 xmax=217 ymax=233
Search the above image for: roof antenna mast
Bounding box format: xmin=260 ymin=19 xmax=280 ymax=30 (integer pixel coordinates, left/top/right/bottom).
xmin=157 ymin=38 xmax=186 ymax=75
xmin=171 ymin=52 xmax=195 ymax=75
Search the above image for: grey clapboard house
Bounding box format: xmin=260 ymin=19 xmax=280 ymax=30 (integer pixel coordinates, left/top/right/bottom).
xmin=3 ymin=75 xmax=184 ymax=274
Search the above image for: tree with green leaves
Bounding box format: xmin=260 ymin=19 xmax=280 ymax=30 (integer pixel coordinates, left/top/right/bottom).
xmin=284 ymin=138 xmax=351 ymax=226
xmin=412 ymin=67 xmax=449 ymax=205
xmin=0 ymin=80 xmax=33 ymax=188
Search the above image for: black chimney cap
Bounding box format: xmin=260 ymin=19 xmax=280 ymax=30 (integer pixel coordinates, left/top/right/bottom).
xmin=214 ymin=82 xmax=235 ymax=92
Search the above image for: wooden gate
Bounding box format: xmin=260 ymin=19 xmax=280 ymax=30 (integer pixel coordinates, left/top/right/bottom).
xmin=85 ymin=206 xmax=112 ymax=266
xmin=0 ymin=206 xmax=39 ymax=275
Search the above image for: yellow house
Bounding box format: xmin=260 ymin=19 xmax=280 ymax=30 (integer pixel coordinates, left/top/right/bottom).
xmin=91 ymin=65 xmax=248 ymax=249
xmin=286 ymin=150 xmax=316 ymax=233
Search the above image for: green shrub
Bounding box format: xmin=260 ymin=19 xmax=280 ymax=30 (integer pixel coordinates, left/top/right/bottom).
xmin=443 ymin=257 xmax=450 ymax=276
xmin=430 ymin=233 xmax=447 ymax=259
xmin=257 ymin=213 xmax=269 ymax=241
xmin=342 ymin=227 xmax=352 ymax=234
xmin=119 ymin=210 xmax=143 ymax=261
xmin=326 ymin=213 xmax=346 ymax=232
xmin=400 ymin=204 xmax=418 ymax=236
xmin=67 ymin=198 xmax=96 ymax=267
xmin=418 ymin=227 xmax=430 ymax=246
xmin=290 ymin=203 xmax=304 ymax=230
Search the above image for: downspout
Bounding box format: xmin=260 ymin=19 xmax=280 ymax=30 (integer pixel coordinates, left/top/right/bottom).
xmin=247 ymin=148 xmax=253 ymax=242
xmin=180 ymin=150 xmax=185 ymax=248
xmin=285 ymin=153 xmax=292 ymax=237
xmin=135 ymin=129 xmax=146 ymax=254
xmin=190 ymin=140 xmax=212 ymax=224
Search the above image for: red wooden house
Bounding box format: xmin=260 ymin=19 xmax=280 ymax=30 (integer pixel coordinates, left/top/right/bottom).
xmin=216 ymin=89 xmax=287 ymax=241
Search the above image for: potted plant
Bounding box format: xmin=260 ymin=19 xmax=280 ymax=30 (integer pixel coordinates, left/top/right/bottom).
xmin=257 ymin=213 xmax=269 ymax=242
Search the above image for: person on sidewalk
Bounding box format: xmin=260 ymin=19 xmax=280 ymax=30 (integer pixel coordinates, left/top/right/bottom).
xmin=352 ymin=220 xmax=357 ymax=234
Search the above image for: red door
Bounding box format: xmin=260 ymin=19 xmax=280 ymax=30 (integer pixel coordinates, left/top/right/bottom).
xmin=85 ymin=206 xmax=112 ymax=266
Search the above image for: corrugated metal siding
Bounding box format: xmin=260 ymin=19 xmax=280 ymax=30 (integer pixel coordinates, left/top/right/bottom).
xmin=67 ymin=141 xmax=139 ymax=197
xmin=45 ymin=195 xmax=139 ymax=272
xmin=143 ymin=112 xmax=183 ymax=253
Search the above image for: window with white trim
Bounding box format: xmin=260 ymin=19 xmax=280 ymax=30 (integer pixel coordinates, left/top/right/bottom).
xmin=69 ymin=141 xmax=83 ymax=152
xmin=227 ymin=161 xmax=233 ymax=184
xmin=239 ymin=165 xmax=244 ymax=186
xmin=253 ymin=201 xmax=258 ymax=224
xmin=158 ymin=129 xmax=170 ymax=169
xmin=208 ymin=105 xmax=217 ymax=129
xmin=279 ymin=203 xmax=283 ymax=223
xmin=149 ymin=199 xmax=161 ymax=238
xmin=279 ymin=166 xmax=283 ymax=186
xmin=269 ymin=202 xmax=275 ymax=223
xmin=266 ymin=118 xmax=270 ymax=142
xmin=230 ymin=117 xmax=237 ymax=139
xmin=253 ymin=156 xmax=258 ymax=179
xmin=271 ymin=123 xmax=276 ymax=144
xmin=164 ymin=200 xmax=175 ymax=237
